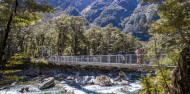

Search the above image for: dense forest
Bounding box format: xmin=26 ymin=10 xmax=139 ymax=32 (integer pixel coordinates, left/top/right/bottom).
xmin=0 ymin=0 xmax=190 ymax=94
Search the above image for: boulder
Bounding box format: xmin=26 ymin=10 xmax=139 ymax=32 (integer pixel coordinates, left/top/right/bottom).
xmin=66 ymin=90 xmax=75 ymax=94
xmin=56 ymin=73 xmax=69 ymax=78
xmin=61 ymin=81 xmax=67 ymax=84
xmin=25 ymin=67 xmax=40 ymax=77
xmin=118 ymin=71 xmax=126 ymax=79
xmin=120 ymin=86 xmax=131 ymax=92
xmin=94 ymin=75 xmax=113 ymax=86
xmin=11 ymin=82 xmax=17 ymax=86
xmin=83 ymin=76 xmax=95 ymax=85
xmin=114 ymin=80 xmax=128 ymax=85
xmin=121 ymin=80 xmax=129 ymax=85
xmin=66 ymin=76 xmax=75 ymax=80
xmin=75 ymin=76 xmax=95 ymax=85
xmin=65 ymin=76 xmax=76 ymax=85
xmin=114 ymin=76 xmax=122 ymax=82
xmin=39 ymin=77 xmax=55 ymax=90
xmin=66 ymin=80 xmax=76 ymax=85
xmin=19 ymin=87 xmax=29 ymax=93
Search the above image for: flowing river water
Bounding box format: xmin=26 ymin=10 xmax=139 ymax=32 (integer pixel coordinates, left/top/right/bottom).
xmin=0 ymin=68 xmax=151 ymax=94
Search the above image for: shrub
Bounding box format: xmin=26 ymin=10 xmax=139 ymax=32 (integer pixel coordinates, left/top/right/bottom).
xmin=140 ymin=69 xmax=171 ymax=94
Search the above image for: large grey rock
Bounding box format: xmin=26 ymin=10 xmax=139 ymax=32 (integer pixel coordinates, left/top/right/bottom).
xmin=66 ymin=76 xmax=75 ymax=80
xmin=65 ymin=76 xmax=76 ymax=85
xmin=25 ymin=67 xmax=40 ymax=77
xmin=19 ymin=87 xmax=29 ymax=93
xmin=114 ymin=80 xmax=129 ymax=85
xmin=65 ymin=80 xmax=76 ymax=86
xmin=39 ymin=77 xmax=55 ymax=90
xmin=75 ymin=76 xmax=95 ymax=85
xmin=94 ymin=75 xmax=113 ymax=86
xmin=83 ymin=76 xmax=95 ymax=85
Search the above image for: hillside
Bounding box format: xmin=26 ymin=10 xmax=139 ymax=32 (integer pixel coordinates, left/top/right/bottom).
xmin=46 ymin=0 xmax=160 ymax=40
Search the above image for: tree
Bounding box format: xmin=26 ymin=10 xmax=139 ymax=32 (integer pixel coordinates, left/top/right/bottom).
xmin=84 ymin=25 xmax=140 ymax=55
xmin=54 ymin=15 xmax=70 ymax=55
xmin=152 ymin=0 xmax=190 ymax=47
xmin=49 ymin=15 xmax=86 ymax=55
xmin=84 ymin=28 xmax=103 ymax=55
xmin=69 ymin=16 xmax=86 ymax=55
xmin=150 ymin=0 xmax=190 ymax=94
xmin=0 ymin=0 xmax=52 ymax=67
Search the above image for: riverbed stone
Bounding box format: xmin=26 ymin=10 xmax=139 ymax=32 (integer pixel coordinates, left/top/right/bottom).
xmin=94 ymin=75 xmax=113 ymax=86
xmin=39 ymin=77 xmax=55 ymax=90
xmin=66 ymin=76 xmax=75 ymax=80
xmin=75 ymin=76 xmax=95 ymax=85
xmin=11 ymin=82 xmax=17 ymax=86
xmin=120 ymin=86 xmax=131 ymax=92
xmin=19 ymin=87 xmax=29 ymax=93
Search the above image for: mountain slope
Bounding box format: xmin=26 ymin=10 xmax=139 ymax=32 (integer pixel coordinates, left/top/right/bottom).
xmin=47 ymin=0 xmax=160 ymax=40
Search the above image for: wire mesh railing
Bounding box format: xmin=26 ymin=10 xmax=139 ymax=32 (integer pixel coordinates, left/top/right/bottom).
xmin=47 ymin=54 xmax=169 ymax=66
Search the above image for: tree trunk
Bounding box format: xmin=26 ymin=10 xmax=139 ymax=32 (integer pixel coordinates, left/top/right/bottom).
xmin=170 ymin=47 xmax=190 ymax=94
xmin=0 ymin=0 xmax=18 ymax=67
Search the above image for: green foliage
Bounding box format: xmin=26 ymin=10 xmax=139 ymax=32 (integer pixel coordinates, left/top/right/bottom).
xmin=151 ymin=0 xmax=190 ymax=47
xmin=0 ymin=70 xmax=26 ymax=86
xmin=21 ymin=15 xmax=141 ymax=56
xmin=0 ymin=0 xmax=53 ymax=64
xmin=6 ymin=53 xmax=30 ymax=69
xmin=159 ymin=57 xmax=174 ymax=66
xmin=140 ymin=69 xmax=171 ymax=94
xmin=140 ymin=1 xmax=190 ymax=93
xmin=0 ymin=75 xmax=26 ymax=86
xmin=1 ymin=70 xmax=21 ymax=75
xmin=84 ymin=26 xmax=140 ymax=55
xmin=0 ymin=0 xmax=53 ymax=26
xmin=31 ymin=58 xmax=51 ymax=69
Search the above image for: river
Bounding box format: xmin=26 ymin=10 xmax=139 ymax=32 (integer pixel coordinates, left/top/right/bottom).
xmin=0 ymin=68 xmax=149 ymax=94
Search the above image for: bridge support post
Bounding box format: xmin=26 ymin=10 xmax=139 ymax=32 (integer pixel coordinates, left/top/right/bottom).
xmin=108 ymin=55 xmax=110 ymax=63
xmin=80 ymin=56 xmax=82 ymax=63
xmin=166 ymin=54 xmax=168 ymax=66
xmin=71 ymin=56 xmax=73 ymax=64
xmin=100 ymin=55 xmax=102 ymax=65
xmin=129 ymin=55 xmax=132 ymax=64
xmin=87 ymin=56 xmax=89 ymax=64
xmin=116 ymin=55 xmax=117 ymax=63
xmin=108 ymin=55 xmax=110 ymax=67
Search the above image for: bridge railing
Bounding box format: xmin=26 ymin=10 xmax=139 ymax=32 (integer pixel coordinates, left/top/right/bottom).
xmin=47 ymin=54 xmax=168 ymax=66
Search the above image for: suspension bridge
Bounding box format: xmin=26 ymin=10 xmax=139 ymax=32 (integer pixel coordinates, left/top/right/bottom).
xmin=47 ymin=54 xmax=176 ymax=68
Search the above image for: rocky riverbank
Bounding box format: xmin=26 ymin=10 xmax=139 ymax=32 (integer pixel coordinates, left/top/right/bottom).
xmin=0 ymin=65 xmax=150 ymax=94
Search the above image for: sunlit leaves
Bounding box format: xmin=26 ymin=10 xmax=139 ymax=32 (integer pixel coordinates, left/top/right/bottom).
xmin=13 ymin=11 xmax=42 ymax=26
xmin=0 ymin=0 xmax=52 ymax=26
xmin=25 ymin=0 xmax=53 ymax=13
xmin=150 ymin=0 xmax=190 ymax=48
